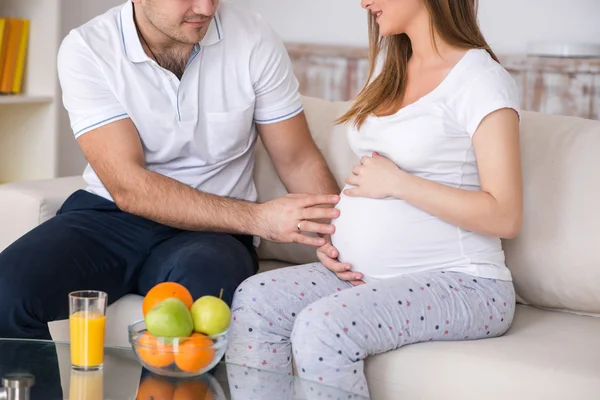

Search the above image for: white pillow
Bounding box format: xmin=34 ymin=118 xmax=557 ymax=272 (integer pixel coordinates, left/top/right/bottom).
xmin=502 ymin=111 xmax=600 ymax=316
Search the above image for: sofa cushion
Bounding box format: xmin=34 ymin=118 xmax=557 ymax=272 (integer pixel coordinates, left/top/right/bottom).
xmin=502 ymin=112 xmax=600 ymax=315
xmin=365 ymin=304 xmax=600 ymax=400
xmin=254 ymin=96 xmax=357 ymax=265
xmin=0 ymin=176 xmax=85 ymax=252
xmin=257 ymin=259 xmax=293 ymax=273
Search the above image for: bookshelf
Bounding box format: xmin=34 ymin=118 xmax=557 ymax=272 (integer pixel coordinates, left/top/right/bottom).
xmin=0 ymin=0 xmax=61 ymax=183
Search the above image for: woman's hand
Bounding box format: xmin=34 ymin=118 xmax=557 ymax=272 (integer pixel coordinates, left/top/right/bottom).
xmin=343 ymin=153 xmax=404 ymax=199
xmin=317 ymin=236 xmax=365 ymax=286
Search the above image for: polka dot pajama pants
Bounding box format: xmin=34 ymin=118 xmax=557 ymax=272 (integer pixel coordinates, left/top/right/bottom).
xmin=226 ymin=263 xmax=515 ymax=398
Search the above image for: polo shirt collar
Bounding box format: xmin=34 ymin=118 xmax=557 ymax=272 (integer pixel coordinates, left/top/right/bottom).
xmin=119 ymin=1 xmax=223 ymax=63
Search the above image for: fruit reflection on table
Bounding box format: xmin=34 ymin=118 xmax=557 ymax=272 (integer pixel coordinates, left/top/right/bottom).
xmin=137 ymin=372 xmax=218 ymax=400
xmin=129 ymin=283 xmax=232 ymax=377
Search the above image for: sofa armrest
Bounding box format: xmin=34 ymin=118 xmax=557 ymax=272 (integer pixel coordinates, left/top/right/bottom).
xmin=0 ymin=176 xmax=86 ymax=252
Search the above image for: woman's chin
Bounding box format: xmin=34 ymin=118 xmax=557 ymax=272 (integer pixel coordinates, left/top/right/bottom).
xmin=378 ymin=26 xmax=407 ymax=39
xmin=379 ymin=29 xmax=391 ymax=38
xmin=376 ymin=22 xmax=391 ymax=37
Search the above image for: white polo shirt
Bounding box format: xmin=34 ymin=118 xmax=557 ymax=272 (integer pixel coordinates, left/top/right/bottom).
xmin=57 ymin=1 xmax=303 ymax=203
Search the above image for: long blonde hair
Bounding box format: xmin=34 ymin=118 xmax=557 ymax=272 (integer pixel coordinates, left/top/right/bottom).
xmin=337 ymin=0 xmax=497 ymax=129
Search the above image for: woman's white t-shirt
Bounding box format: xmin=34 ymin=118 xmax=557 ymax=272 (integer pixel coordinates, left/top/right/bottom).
xmin=330 ymin=49 xmax=521 ymax=283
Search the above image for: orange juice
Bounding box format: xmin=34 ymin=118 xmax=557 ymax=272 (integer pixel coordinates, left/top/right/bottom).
xmin=69 ymin=311 xmax=106 ymax=368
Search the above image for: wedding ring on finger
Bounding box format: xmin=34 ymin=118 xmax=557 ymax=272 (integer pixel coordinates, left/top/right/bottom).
xmin=297 ymin=221 xmax=303 ymax=231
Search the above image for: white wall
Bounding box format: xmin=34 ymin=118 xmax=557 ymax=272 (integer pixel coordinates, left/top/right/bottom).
xmin=244 ymin=0 xmax=600 ymax=54
xmin=71 ymin=0 xmax=600 ymax=54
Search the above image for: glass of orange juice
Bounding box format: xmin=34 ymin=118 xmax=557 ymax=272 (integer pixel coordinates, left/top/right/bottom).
xmin=69 ymin=290 xmax=107 ymax=371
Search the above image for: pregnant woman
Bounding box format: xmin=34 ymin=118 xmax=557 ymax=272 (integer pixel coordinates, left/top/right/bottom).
xmin=226 ymin=0 xmax=522 ymax=397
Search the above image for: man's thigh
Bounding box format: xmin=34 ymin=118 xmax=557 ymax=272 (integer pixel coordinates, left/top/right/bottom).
xmin=138 ymin=232 xmax=258 ymax=305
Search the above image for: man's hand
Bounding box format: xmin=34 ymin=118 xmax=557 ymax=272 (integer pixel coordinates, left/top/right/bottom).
xmin=317 ymin=236 xmax=365 ymax=285
xmin=256 ymin=194 xmax=341 ymax=247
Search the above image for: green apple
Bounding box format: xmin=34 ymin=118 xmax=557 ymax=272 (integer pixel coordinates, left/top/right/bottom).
xmin=191 ymin=295 xmax=231 ymax=336
xmin=145 ymin=298 xmax=194 ymax=338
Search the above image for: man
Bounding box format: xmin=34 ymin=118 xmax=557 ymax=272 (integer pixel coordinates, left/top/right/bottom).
xmin=0 ymin=0 xmax=340 ymax=340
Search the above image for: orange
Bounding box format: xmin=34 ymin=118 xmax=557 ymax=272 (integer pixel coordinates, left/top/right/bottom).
xmin=173 ymin=380 xmax=214 ymax=400
xmin=143 ymin=282 xmax=194 ymax=317
xmin=137 ymin=332 xmax=175 ymax=368
xmin=136 ymin=375 xmax=175 ymax=400
xmin=174 ymin=333 xmax=215 ymax=374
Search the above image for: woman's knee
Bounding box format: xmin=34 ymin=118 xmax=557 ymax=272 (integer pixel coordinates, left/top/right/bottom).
xmin=291 ymin=299 xmax=344 ymax=355
xmin=230 ymin=271 xmax=288 ymax=319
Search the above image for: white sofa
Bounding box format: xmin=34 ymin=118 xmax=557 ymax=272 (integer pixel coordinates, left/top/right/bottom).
xmin=1 ymin=96 xmax=600 ymax=399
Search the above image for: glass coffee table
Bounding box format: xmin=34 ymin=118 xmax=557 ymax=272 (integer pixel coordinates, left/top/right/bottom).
xmin=0 ymin=339 xmax=368 ymax=399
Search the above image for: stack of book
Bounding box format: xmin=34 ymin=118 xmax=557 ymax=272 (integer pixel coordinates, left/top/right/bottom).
xmin=0 ymin=17 xmax=30 ymax=95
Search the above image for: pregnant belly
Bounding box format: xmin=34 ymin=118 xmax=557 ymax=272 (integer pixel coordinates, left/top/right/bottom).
xmin=330 ymin=189 xmax=466 ymax=280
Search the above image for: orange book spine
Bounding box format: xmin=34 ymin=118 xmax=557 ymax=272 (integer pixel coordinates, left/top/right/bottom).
xmin=11 ymin=19 xmax=29 ymax=94
xmin=0 ymin=18 xmax=24 ymax=94
xmin=0 ymin=18 xmax=10 ymax=87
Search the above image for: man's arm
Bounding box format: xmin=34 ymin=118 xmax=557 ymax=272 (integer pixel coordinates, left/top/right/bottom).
xmin=257 ymin=112 xmax=340 ymax=232
xmin=258 ymin=112 xmax=339 ymax=195
xmin=78 ymin=118 xmax=257 ymax=233
xmin=77 ymin=118 xmax=338 ymax=246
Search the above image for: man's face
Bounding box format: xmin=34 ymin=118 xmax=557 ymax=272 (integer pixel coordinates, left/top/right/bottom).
xmin=140 ymin=0 xmax=219 ymax=45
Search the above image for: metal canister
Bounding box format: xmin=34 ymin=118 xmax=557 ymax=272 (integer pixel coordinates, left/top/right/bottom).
xmin=0 ymin=373 xmax=35 ymax=400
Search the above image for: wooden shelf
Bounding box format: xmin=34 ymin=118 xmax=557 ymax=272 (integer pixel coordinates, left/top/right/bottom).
xmin=0 ymin=95 xmax=53 ymax=104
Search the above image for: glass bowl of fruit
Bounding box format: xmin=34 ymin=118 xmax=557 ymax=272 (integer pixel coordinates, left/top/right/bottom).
xmin=128 ymin=283 xmax=232 ymax=378
xmin=128 ymin=320 xmax=228 ymax=378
